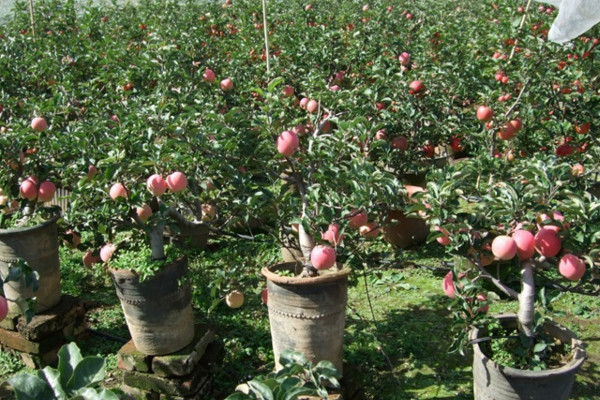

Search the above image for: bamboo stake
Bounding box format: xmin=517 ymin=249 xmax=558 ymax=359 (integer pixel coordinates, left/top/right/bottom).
xmin=28 ymin=0 xmax=36 ymax=38
xmin=261 ymin=0 xmax=270 ymax=73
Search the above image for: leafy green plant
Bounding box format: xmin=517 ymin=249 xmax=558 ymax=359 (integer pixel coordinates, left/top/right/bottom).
xmin=8 ymin=342 xmax=119 ymax=400
xmin=0 ymin=258 xmax=40 ymax=322
xmin=226 ymin=350 xmax=341 ymax=400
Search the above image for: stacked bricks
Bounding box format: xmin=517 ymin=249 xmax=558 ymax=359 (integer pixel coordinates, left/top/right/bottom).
xmin=117 ymin=324 xmax=221 ymax=400
xmin=0 ymin=295 xmax=87 ymax=368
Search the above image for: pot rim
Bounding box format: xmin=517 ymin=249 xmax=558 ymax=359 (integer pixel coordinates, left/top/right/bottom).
xmin=470 ymin=313 xmax=586 ymax=378
xmin=262 ymin=262 xmax=351 ymax=286
xmin=0 ymin=213 xmax=60 ymax=236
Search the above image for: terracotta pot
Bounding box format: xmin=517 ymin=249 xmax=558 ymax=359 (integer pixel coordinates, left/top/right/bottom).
xmin=262 ymin=262 xmax=350 ymax=375
xmin=382 ymin=210 xmax=428 ymax=249
xmin=470 ymin=313 xmax=586 ymax=400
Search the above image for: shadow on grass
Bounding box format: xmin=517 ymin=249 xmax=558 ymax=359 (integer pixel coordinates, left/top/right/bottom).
xmin=345 ymin=294 xmax=473 ymax=400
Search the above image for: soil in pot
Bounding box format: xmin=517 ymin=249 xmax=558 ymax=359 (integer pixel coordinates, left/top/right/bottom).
xmin=471 ymin=313 xmax=586 ymax=400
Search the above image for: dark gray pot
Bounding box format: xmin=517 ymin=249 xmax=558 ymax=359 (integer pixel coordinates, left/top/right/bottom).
xmin=471 ymin=313 xmax=586 ymax=400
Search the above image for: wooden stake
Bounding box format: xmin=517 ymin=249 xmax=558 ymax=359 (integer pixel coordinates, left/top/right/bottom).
xmin=262 ymin=0 xmax=270 ymax=73
xmin=28 ymin=0 xmax=36 ymax=38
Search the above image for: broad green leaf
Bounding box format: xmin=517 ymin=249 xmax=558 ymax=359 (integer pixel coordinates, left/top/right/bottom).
xmin=247 ymin=380 xmax=274 ymax=400
xmin=42 ymin=366 xmax=68 ymax=399
xmin=67 ymin=357 xmax=106 ymax=392
xmin=8 ymin=373 xmax=54 ymax=400
xmin=57 ymin=342 xmax=83 ymax=389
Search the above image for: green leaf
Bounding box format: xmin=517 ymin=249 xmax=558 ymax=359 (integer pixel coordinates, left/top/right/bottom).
xmin=42 ymin=366 xmax=68 ymax=399
xmin=282 ymin=386 xmax=319 ymax=400
xmin=57 ymin=342 xmax=83 ymax=389
xmin=66 ymin=357 xmax=106 ymax=392
xmin=533 ymin=342 xmax=548 ymax=353
xmin=72 ymin=387 xmax=120 ymax=400
xmin=247 ymin=380 xmax=274 ymax=400
xmin=7 ymin=373 xmax=54 ymax=400
xmin=267 ymin=77 xmax=284 ymax=92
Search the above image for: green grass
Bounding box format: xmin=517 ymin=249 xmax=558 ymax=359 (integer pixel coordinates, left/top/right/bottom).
xmin=1 ymin=237 xmax=599 ymax=399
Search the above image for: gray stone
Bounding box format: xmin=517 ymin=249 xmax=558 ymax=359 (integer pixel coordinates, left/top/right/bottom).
xmin=152 ymin=325 xmax=215 ymax=377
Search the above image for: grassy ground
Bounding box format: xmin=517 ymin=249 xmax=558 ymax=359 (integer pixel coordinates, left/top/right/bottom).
xmin=1 ymin=235 xmax=598 ymax=399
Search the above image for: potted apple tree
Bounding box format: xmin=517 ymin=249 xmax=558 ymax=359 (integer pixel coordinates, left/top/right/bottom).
xmin=241 ymin=77 xmax=407 ymax=375
xmin=422 ymin=153 xmax=599 ymax=399
xmin=0 ymin=115 xmax=73 ymax=320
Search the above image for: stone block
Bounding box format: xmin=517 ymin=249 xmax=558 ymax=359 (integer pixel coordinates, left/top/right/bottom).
xmin=19 ymin=346 xmax=61 ymax=369
xmin=152 ymin=325 xmax=215 ymax=377
xmin=122 ymin=369 xmax=209 ymax=397
xmin=0 ymin=314 xmax=19 ymax=331
xmin=16 ymin=295 xmax=85 ymax=341
xmin=117 ymin=340 xmax=153 ymax=373
xmin=121 ymin=383 xmax=160 ymax=400
xmin=0 ymin=327 xmax=64 ymax=354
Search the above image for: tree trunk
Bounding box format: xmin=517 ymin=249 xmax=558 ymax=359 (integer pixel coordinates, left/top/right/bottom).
xmin=517 ymin=261 xmax=535 ymax=339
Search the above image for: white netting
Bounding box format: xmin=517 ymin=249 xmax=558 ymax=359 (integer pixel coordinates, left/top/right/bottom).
xmin=537 ymin=0 xmax=600 ymax=43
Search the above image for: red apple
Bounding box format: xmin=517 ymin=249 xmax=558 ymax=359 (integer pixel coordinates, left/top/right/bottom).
xmin=100 ymin=243 xmax=117 ymax=262
xmin=435 ymin=226 xmax=450 ymax=246
xmin=292 ymin=123 xmax=306 ymax=136
xmin=64 ymin=229 xmax=81 ymax=249
xmin=398 ymin=51 xmax=411 ymax=66
xmin=299 ymin=97 xmax=309 ymax=109
xmin=166 ymin=171 xmax=187 ymax=193
xmin=359 ymin=222 xmax=380 ymax=239
xmin=408 ymin=80 xmax=424 ymax=94
xmin=82 ymin=251 xmax=100 ymax=268
xmin=281 ymin=85 xmax=294 ymax=97
xmin=109 ymin=183 xmax=128 ymax=200
xmin=491 ymin=235 xmax=517 ymax=260
xmin=442 ymin=271 xmax=455 ymax=298
xmin=87 ymin=165 xmax=98 ymax=179
xmin=136 ymin=204 xmax=152 ymax=222
xmin=311 ymin=245 xmax=336 ymax=270
xmin=391 ymin=136 xmax=409 ymax=151
xmin=202 ymin=68 xmax=216 ymax=83
xmin=0 ymin=296 xmax=8 ymax=322
xmin=201 ymin=203 xmax=217 ymax=222
xmin=476 ymin=106 xmax=494 ymax=122
xmin=30 ymin=117 xmax=48 ymax=132
xmin=512 ymin=229 xmax=535 ymax=260
xmin=571 ymin=163 xmax=585 ymax=177
xmin=347 ymin=209 xmax=368 ymax=229
xmin=147 ymin=174 xmax=168 ymax=196
xmin=37 ymin=181 xmax=56 ymax=202
xmin=306 ymin=99 xmax=319 ymax=113
xmin=321 ymin=223 xmax=344 ymax=246
xmin=558 ymin=254 xmax=586 ymax=281
xmin=19 ymin=176 xmax=39 ymax=201
xmin=534 ymin=228 xmax=562 ymax=258
xmin=277 ymin=130 xmax=300 ymax=157
xmin=220 ymin=78 xmax=234 ymax=91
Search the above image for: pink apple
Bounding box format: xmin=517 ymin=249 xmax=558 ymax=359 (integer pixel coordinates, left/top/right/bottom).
xmin=391 ymin=136 xmax=409 ymax=151
xmin=442 ymin=271 xmax=455 ymax=298
xmin=0 ymin=296 xmax=8 ymax=322
xmin=558 ymin=254 xmax=586 ymax=281
xmin=299 ymin=97 xmax=309 ymax=109
xmin=87 ymin=165 xmax=98 ymax=179
xmin=30 ymin=117 xmax=48 ymax=132
xmin=435 ymin=226 xmax=450 ymax=246
xmin=220 ymin=78 xmax=234 ymax=91
xmin=109 ymin=183 xmax=128 ymax=200
xmin=19 ymin=177 xmax=39 ymax=201
xmin=571 ymin=163 xmax=585 ymax=177
xmin=277 ymin=130 xmax=300 ymax=157
xmin=281 ymin=85 xmax=294 ymax=97
xmin=166 ymin=171 xmax=187 ymax=193
xmin=375 ymin=129 xmax=387 ymax=140
xmin=100 ymin=243 xmax=117 ymax=262
xmin=359 ymin=222 xmax=380 ymax=239
xmin=202 ymin=68 xmax=216 ymax=83
xmin=37 ymin=181 xmax=56 ymax=202
xmin=306 ymin=99 xmax=318 ymax=113
xmin=491 ymin=235 xmax=517 ymax=260
xmin=147 ymin=174 xmax=168 ymax=196
xmin=136 ymin=204 xmax=152 ymax=222
xmin=534 ymin=228 xmax=562 ymax=258
xmin=64 ymin=229 xmax=81 ymax=249
xmin=292 ymin=123 xmax=306 ymax=136
xmin=512 ymin=229 xmax=535 ymax=260
xmin=347 ymin=209 xmax=368 ymax=229
xmin=321 ymin=223 xmax=344 ymax=246
xmin=311 ymin=245 xmax=336 ymax=270
xmin=82 ymin=251 xmax=100 ymax=268
xmin=398 ymin=52 xmax=411 ymax=66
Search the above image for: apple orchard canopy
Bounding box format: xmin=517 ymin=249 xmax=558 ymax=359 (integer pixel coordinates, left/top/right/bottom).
xmin=537 ymin=0 xmax=600 ymax=43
